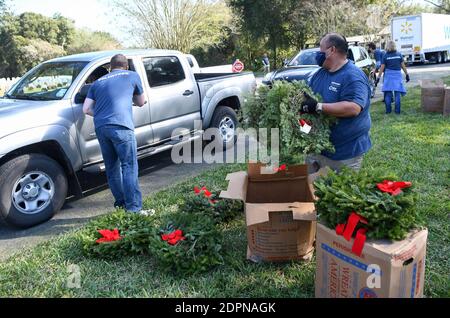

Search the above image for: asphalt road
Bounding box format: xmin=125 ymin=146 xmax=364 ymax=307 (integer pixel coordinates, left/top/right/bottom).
xmin=1 ymin=62 xmax=449 ymax=261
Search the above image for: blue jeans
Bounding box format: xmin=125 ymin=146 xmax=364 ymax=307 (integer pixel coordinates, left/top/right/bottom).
xmin=95 ymin=125 xmax=142 ymax=212
xmin=384 ymin=91 xmax=401 ymax=114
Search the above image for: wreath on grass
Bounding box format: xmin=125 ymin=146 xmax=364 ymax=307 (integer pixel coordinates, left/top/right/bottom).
xmin=148 ymin=212 xmax=224 ymax=275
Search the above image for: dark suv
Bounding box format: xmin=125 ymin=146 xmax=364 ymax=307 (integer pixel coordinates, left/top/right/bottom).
xmin=262 ymin=46 xmax=376 ymax=98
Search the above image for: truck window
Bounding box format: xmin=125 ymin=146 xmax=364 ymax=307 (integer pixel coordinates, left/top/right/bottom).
xmin=142 ymin=56 xmax=186 ymax=88
xmin=352 ymin=48 xmax=362 ymax=62
xmin=82 ymin=59 xmax=135 ymax=85
xmin=359 ymin=48 xmax=368 ymax=61
xmin=6 ymin=61 xmax=87 ymax=100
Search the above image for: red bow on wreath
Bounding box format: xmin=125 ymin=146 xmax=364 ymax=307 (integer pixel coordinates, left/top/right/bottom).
xmin=377 ymin=180 xmax=412 ymax=196
xmin=298 ymin=119 xmax=312 ymax=127
xmin=298 ymin=118 xmax=312 ymax=134
xmin=161 ymin=229 xmax=186 ymax=245
xmin=335 ymin=212 xmax=368 ymax=257
xmin=96 ymin=228 xmax=122 ymax=243
xmin=194 ymin=186 xmax=217 ymax=204
xmin=273 ymin=164 xmax=287 ymax=172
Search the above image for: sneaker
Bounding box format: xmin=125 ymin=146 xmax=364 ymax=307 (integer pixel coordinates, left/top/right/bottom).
xmin=136 ymin=209 xmax=156 ymax=217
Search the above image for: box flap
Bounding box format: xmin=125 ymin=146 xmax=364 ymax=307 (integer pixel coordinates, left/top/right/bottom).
xmin=289 ymin=202 xmax=317 ymax=221
xmin=246 ymin=202 xmax=316 ymax=226
xmin=219 ymin=171 xmax=248 ymax=201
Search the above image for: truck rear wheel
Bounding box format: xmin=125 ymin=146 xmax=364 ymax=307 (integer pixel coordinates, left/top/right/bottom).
xmin=0 ymin=154 xmax=68 ymax=228
xmin=210 ymin=106 xmax=238 ymax=149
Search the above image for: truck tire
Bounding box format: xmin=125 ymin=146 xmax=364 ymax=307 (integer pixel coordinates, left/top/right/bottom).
xmin=210 ymin=106 xmax=238 ymax=149
xmin=437 ymin=52 xmax=443 ymax=64
xmin=0 ymin=154 xmax=68 ymax=228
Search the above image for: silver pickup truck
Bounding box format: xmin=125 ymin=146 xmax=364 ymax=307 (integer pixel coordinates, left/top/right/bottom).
xmin=0 ymin=49 xmax=256 ymax=228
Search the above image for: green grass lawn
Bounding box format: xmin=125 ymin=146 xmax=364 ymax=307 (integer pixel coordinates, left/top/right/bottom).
xmin=0 ymin=84 xmax=449 ymax=298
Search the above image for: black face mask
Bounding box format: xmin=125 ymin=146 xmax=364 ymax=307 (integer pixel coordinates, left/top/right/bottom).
xmin=315 ymin=51 xmax=327 ymax=67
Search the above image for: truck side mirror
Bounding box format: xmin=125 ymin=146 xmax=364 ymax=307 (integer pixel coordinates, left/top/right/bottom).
xmin=75 ymin=84 xmax=91 ymax=104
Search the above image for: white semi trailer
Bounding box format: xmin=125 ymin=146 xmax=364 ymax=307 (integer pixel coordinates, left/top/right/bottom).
xmin=391 ymin=13 xmax=450 ymax=64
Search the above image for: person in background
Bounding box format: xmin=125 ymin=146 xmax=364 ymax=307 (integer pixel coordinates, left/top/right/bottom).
xmin=262 ymin=53 xmax=270 ymax=74
xmin=377 ymin=40 xmax=410 ymax=114
xmin=301 ymin=33 xmax=372 ymax=173
xmin=368 ymin=42 xmax=385 ymax=76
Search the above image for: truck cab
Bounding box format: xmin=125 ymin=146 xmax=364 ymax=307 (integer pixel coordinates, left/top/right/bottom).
xmin=0 ymin=49 xmax=256 ymax=228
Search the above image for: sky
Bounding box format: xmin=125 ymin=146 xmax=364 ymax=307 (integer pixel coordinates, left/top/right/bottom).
xmin=9 ymin=0 xmax=131 ymax=45
xmin=8 ymin=0 xmax=433 ymax=47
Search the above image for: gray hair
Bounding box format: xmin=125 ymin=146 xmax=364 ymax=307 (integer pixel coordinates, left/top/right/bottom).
xmin=386 ymin=41 xmax=397 ymax=53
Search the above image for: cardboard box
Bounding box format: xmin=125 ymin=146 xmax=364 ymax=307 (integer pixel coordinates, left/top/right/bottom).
xmin=420 ymin=79 xmax=445 ymax=113
xmin=443 ymin=87 xmax=450 ymax=116
xmin=220 ymin=163 xmax=316 ymax=262
xmin=315 ymin=223 xmax=428 ymax=298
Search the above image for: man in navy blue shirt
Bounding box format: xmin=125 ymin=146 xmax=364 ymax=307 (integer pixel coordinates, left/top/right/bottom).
xmin=368 ymin=42 xmax=385 ymax=72
xmin=83 ymin=54 xmax=149 ymax=214
xmin=301 ymin=33 xmax=372 ymax=172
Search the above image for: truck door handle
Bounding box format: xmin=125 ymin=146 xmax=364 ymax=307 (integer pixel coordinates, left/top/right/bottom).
xmin=183 ymin=90 xmax=194 ymax=96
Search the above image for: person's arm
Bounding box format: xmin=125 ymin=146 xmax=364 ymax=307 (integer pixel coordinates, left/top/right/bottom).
xmin=133 ymin=93 xmax=146 ymax=107
xmin=378 ymin=64 xmax=385 ymax=77
xmin=321 ymin=101 xmax=361 ymax=118
xmin=401 ymin=62 xmax=410 ymax=82
xmin=83 ymin=98 xmax=95 ymax=116
xmin=132 ymin=73 xmax=146 ymax=106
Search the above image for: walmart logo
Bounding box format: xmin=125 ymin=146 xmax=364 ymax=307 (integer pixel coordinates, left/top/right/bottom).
xmin=401 ymin=22 xmax=413 ymax=34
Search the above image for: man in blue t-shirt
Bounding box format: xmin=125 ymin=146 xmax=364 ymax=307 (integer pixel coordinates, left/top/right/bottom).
xmin=301 ymin=33 xmax=372 ymax=173
xmin=83 ymin=54 xmax=148 ymax=214
xmin=368 ymin=42 xmax=385 ymax=72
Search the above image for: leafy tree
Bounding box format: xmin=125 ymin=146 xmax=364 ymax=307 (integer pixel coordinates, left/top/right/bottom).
xmin=17 ymin=12 xmax=59 ymax=45
xmin=0 ymin=0 xmax=6 ymax=14
xmin=0 ymin=11 xmax=81 ymax=77
xmin=228 ymin=0 xmax=295 ymax=68
xmin=17 ymin=38 xmax=65 ymax=73
xmin=425 ymin=0 xmax=450 ymax=13
xmin=53 ymin=14 xmax=76 ymax=50
xmin=67 ymin=29 xmax=122 ymax=55
xmin=114 ymin=0 xmax=231 ymax=53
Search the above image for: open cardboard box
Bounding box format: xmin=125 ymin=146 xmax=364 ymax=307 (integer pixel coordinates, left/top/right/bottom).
xmin=220 ymin=163 xmax=317 ymax=262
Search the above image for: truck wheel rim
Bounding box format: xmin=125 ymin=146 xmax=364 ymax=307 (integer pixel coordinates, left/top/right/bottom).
xmin=219 ymin=117 xmax=235 ymax=143
xmin=12 ymin=171 xmax=55 ymax=215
